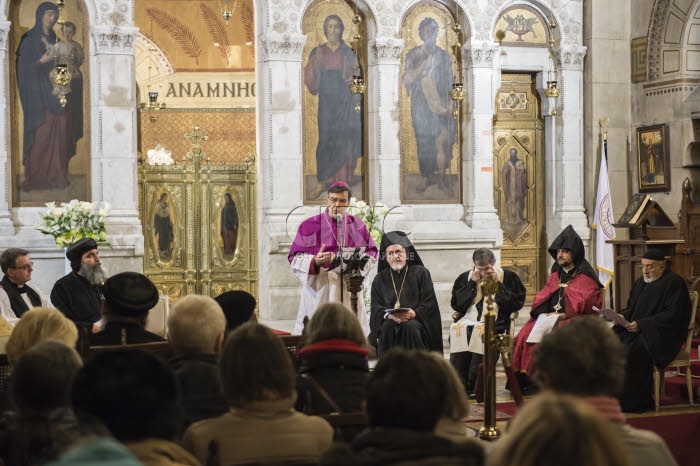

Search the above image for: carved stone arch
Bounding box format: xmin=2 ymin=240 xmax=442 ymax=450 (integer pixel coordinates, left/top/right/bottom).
xmin=297 ymin=0 xmax=378 ymax=38
xmin=396 ymin=0 xmax=473 ymax=40
xmin=647 ymin=0 xmax=675 ymax=81
xmin=488 ymin=0 xmax=561 ymax=47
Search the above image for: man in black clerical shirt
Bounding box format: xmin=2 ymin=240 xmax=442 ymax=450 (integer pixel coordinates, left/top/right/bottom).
xmin=0 ymin=248 xmax=51 ymax=320
xmin=51 ymin=238 xmax=106 ymax=330
xmin=369 ymin=231 xmax=442 ymax=356
xmin=91 ymin=272 xmax=164 ymax=346
xmin=613 ymin=249 xmax=692 ymax=412
xmin=450 ymin=248 xmax=526 ymax=396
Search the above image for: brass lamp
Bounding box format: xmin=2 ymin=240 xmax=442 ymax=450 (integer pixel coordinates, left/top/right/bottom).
xmin=218 ymin=0 xmax=238 ymax=25
xmin=50 ymin=63 xmax=71 ymax=107
xmin=449 ymin=81 xmax=466 ymax=118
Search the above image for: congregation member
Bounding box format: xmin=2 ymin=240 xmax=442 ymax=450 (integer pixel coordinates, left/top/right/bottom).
xmin=487 ymin=392 xmax=631 ymax=466
xmin=5 ymin=307 xmax=77 ymax=367
xmin=296 ymin=303 xmax=369 ymax=418
xmin=0 ymin=248 xmax=51 ymax=321
xmin=533 ymin=317 xmax=677 ymax=465
xmin=168 ymin=294 xmax=228 ymax=427
xmin=430 ymin=351 xmax=474 ymax=443
xmin=320 ymin=349 xmax=484 ymax=466
xmin=511 ymin=225 xmax=602 ymax=392
xmin=450 ymin=248 xmax=525 ymax=396
xmin=613 ymin=249 xmax=692 ymax=413
xmin=214 ymin=289 xmax=258 ymax=333
xmin=369 ymin=231 xmax=442 ymax=355
xmin=288 ymin=181 xmax=377 ymax=335
xmin=71 ymin=348 xmax=200 ymax=466
xmin=0 ymin=341 xmax=86 ymax=466
xmin=51 ymin=238 xmax=105 ymax=329
xmin=90 ymin=272 xmax=164 ymax=346
xmin=182 ymin=322 xmax=333 ymax=465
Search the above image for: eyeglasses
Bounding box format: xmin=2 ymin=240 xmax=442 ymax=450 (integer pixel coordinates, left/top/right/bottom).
xmin=11 ymin=262 xmax=33 ymax=270
xmin=640 ymin=263 xmax=662 ymax=270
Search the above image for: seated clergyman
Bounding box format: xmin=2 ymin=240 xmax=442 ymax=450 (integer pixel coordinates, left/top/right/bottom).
xmin=369 ymin=231 xmax=442 ymax=356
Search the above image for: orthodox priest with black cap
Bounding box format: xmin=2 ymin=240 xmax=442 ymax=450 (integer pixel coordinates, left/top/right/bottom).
xmin=511 ymin=225 xmax=603 ymax=392
xmin=51 ymin=237 xmax=105 ymax=329
xmin=369 ymin=231 xmax=442 ymax=356
xmin=613 ymin=249 xmax=691 ymax=412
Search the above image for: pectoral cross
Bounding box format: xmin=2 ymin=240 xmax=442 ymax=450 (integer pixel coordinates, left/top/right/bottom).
xmin=394 ymin=301 xmax=400 ymax=309
xmin=553 ymin=302 xmax=562 ymax=311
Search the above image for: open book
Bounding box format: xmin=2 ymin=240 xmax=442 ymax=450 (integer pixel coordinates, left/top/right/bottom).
xmin=593 ymin=306 xmax=629 ymax=327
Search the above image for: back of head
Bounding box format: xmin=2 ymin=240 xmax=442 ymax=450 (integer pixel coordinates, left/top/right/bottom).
xmin=426 ymin=352 xmax=470 ymax=421
xmin=532 ymin=316 xmax=625 ymax=397
xmin=6 ymin=307 xmax=78 ymax=366
xmin=168 ymin=294 xmax=226 ymax=354
xmin=487 ymin=393 xmax=630 ymax=466
xmin=366 ymin=349 xmax=450 ymax=431
xmin=11 ymin=340 xmax=82 ymax=415
xmin=305 ymin=302 xmax=366 ymax=346
xmin=219 ymin=322 xmax=295 ymax=408
xmin=101 ymin=272 xmax=159 ymax=320
xmin=71 ymin=348 xmax=182 ymax=443
xmin=214 ymin=290 xmax=256 ymax=332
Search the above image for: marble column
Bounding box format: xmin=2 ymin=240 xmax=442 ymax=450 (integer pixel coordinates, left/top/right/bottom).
xmin=0 ymin=21 xmax=13 ymax=236
xmin=257 ymin=32 xmax=308 ymax=321
xmin=462 ymin=40 xmax=502 ymax=235
xmin=368 ymin=37 xmax=403 ymax=207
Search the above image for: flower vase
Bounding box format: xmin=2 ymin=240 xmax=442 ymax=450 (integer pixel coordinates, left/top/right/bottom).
xmin=63 ymin=248 xmax=72 ymax=275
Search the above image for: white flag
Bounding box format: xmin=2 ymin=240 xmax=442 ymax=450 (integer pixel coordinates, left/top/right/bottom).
xmin=594 ymin=141 xmax=616 ymax=287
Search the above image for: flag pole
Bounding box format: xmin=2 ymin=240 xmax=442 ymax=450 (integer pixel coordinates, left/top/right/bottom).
xmin=600 ymin=116 xmax=613 ymax=308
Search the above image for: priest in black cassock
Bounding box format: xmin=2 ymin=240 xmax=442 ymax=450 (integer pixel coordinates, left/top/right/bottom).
xmin=369 ymin=231 xmax=442 ymax=356
xmin=613 ymin=249 xmax=692 ymax=412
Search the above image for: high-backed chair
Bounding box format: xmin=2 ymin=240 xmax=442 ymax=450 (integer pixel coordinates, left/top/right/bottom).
xmin=145 ymin=294 xmax=170 ymax=338
xmin=653 ymin=290 xmax=699 ymax=411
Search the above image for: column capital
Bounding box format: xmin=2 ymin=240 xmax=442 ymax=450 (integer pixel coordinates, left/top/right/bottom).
xmin=369 ymin=37 xmax=404 ymax=66
xmin=463 ymin=41 xmax=500 ymax=69
xmin=92 ymin=26 xmax=139 ymax=55
xmin=261 ymin=33 xmax=307 ymax=62
xmin=557 ymin=44 xmax=587 ymax=71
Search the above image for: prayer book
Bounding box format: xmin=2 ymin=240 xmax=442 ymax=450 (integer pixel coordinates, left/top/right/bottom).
xmin=526 ymin=313 xmax=560 ymax=343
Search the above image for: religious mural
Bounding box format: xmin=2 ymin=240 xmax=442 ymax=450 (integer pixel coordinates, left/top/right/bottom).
xmin=219 ymin=192 xmax=239 ymax=258
xmin=493 ymin=5 xmax=548 ymax=46
xmin=153 ymin=192 xmax=175 ymax=262
xmin=302 ymin=0 xmax=366 ymax=203
xmin=10 ymin=0 xmax=90 ymax=206
xmin=400 ymin=2 xmax=461 ymax=203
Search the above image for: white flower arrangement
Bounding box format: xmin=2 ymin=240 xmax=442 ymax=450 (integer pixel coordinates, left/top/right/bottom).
xmin=37 ymin=200 xmax=110 ymax=248
xmin=146 ymin=144 xmax=174 ymax=166
xmin=348 ymin=197 xmax=388 ymax=246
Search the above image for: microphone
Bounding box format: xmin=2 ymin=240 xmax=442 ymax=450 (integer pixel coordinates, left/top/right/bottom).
xmin=336 ymin=213 xmax=344 ymax=250
xmin=336 ymin=213 xmax=342 ymax=225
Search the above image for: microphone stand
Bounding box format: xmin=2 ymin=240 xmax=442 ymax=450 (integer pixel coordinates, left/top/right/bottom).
xmin=337 ymin=213 xmax=344 ymax=303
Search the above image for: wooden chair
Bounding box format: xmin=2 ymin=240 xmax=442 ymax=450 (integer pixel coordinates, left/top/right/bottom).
xmin=653 ymin=290 xmax=699 ymax=411
xmin=85 ymin=341 xmax=173 ymax=361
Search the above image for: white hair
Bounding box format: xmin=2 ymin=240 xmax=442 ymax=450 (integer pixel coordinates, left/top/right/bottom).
xmin=168 ymin=295 xmax=226 ymax=354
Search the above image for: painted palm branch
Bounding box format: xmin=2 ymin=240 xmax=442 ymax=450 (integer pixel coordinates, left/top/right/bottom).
xmin=200 ymin=3 xmax=231 ymax=66
xmin=147 ymin=8 xmax=202 ymax=65
xmin=240 ymin=0 xmax=255 ymax=58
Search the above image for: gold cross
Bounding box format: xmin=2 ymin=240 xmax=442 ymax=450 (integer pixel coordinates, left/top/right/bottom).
xmin=184 ymin=125 xmax=209 ymax=148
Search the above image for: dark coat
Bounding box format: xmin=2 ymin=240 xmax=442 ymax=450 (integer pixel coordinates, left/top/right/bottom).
xmin=90 ymin=322 xmax=165 ymax=346
xmin=170 ymin=353 xmax=227 ymax=427
xmin=616 ymin=269 xmax=692 ymax=368
xmin=295 ymin=339 xmax=369 ymax=415
xmin=450 ymin=269 xmax=526 ymax=333
xmin=50 ymin=272 xmax=102 ymax=328
xmin=320 ymin=428 xmax=484 ymax=466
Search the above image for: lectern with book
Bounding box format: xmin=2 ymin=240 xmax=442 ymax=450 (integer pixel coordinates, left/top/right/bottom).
xmin=608 ymin=193 xmax=685 ymax=307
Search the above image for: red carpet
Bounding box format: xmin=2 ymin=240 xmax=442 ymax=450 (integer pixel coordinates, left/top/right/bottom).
xmin=469 ymin=401 xmax=700 ymax=466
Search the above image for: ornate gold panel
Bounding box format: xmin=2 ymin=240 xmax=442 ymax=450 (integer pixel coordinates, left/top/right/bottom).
xmin=493 ymin=73 xmax=545 ymax=303
xmin=138 ymin=148 xmax=257 ymax=303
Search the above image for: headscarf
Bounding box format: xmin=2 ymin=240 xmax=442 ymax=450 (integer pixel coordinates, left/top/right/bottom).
xmin=378 ymin=231 xmax=423 ymax=274
xmin=547 ymin=225 xmax=602 ymax=287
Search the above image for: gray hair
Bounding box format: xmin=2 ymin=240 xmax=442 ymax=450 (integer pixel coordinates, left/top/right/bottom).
xmin=168 ymin=295 xmax=226 ymax=354
xmin=473 ymin=248 xmax=496 ymax=266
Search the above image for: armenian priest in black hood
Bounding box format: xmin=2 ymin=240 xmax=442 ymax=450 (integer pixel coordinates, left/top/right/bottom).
xmin=369 ymin=231 xmax=442 ymax=356
xmin=511 ymin=225 xmax=603 ymax=392
xmin=613 ymin=249 xmax=691 ymax=412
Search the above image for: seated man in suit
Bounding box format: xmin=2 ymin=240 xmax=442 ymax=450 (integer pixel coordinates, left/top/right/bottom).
xmin=613 ymin=249 xmax=692 ymax=412
xmin=91 ymin=272 xmax=164 ymax=346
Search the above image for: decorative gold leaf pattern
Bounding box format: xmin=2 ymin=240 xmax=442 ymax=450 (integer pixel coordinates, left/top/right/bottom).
xmin=240 ymin=0 xmax=255 ymax=57
xmin=200 ymin=3 xmax=231 ymax=66
xmin=147 ymin=8 xmax=203 ymax=65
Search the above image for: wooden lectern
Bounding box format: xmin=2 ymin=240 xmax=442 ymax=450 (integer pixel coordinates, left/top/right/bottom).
xmin=608 ymin=195 xmax=685 ymax=308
